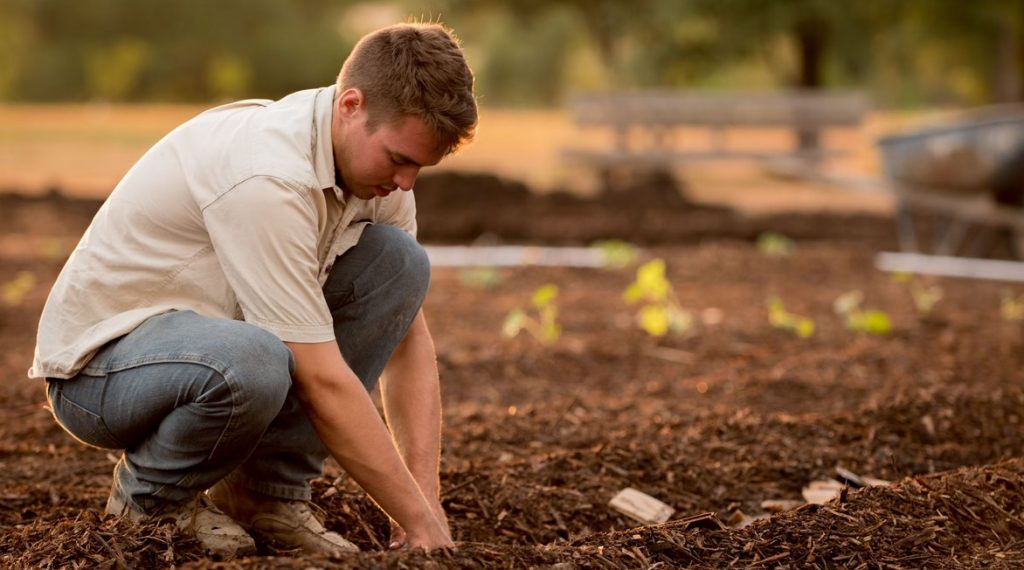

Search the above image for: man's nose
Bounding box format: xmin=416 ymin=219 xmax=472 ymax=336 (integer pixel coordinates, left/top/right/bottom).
xmin=393 ymin=165 xmax=420 ymax=191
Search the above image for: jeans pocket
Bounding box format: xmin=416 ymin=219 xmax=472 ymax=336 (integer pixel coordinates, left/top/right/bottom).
xmin=50 ymin=385 xmax=124 ymax=449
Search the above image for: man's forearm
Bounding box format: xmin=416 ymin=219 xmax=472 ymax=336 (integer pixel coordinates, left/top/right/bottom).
xmin=381 ymin=310 xmax=442 ymax=497
xmin=286 ymin=340 xmax=449 ymax=546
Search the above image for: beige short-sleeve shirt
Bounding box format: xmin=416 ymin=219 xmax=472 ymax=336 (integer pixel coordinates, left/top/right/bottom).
xmin=30 ymin=86 xmax=417 ymax=379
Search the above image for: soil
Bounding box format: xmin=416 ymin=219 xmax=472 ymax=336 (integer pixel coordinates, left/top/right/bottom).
xmin=2 ymin=178 xmax=1023 ymax=569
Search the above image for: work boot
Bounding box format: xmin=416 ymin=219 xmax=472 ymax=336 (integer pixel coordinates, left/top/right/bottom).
xmin=105 ymin=486 xmax=257 ymax=560
xmin=208 ymin=478 xmax=359 ymax=555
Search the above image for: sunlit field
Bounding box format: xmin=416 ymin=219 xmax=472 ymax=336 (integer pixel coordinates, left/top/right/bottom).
xmin=0 ymin=103 xmax=963 ymax=215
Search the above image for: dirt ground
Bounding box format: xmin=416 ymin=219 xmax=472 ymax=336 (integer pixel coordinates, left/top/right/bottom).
xmin=2 ymin=181 xmax=1023 ymax=569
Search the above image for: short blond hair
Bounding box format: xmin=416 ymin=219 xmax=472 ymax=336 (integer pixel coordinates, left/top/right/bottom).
xmin=337 ymin=23 xmax=477 ymax=155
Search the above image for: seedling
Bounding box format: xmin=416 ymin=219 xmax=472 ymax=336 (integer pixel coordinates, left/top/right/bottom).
xmin=756 ymin=232 xmax=795 ymax=258
xmin=767 ymin=296 xmax=815 ymax=338
xmin=458 ymin=267 xmax=500 ymax=289
xmin=2 ymin=271 xmax=36 ymax=306
xmin=1000 ymin=289 xmax=1024 ymax=321
xmin=833 ymin=290 xmax=892 ymax=335
xmin=890 ymin=271 xmax=943 ymax=318
xmin=502 ymin=284 xmax=561 ymax=344
xmin=623 ymin=259 xmax=692 ymax=337
xmin=591 ymin=239 xmax=638 ymax=269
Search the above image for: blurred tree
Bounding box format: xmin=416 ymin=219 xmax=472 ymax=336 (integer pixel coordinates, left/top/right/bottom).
xmin=902 ymin=0 xmax=1024 ymax=103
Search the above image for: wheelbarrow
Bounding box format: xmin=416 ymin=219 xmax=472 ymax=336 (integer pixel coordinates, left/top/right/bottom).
xmin=876 ymin=106 xmax=1024 ymax=260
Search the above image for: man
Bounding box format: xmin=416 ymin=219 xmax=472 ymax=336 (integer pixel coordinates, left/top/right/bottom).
xmin=29 ymin=22 xmax=476 ymax=559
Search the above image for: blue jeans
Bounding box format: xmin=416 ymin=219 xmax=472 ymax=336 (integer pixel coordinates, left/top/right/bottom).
xmin=45 ymin=225 xmax=430 ymax=513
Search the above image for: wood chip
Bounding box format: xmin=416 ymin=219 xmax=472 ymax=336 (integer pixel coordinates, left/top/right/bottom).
xmin=609 ymin=488 xmax=675 ymax=524
xmin=761 ymin=499 xmax=805 ymax=512
xmin=802 ymin=479 xmax=846 ymax=505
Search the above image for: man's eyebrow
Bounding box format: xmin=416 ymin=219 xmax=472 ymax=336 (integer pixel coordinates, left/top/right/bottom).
xmin=391 ymin=150 xmax=423 ymax=168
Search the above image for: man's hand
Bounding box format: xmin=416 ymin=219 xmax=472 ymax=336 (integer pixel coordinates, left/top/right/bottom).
xmin=390 ymin=499 xmax=449 ymax=549
xmin=285 ymin=340 xmax=453 ymax=550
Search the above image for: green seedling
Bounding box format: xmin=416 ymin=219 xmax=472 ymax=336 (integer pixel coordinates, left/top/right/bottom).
xmin=756 ymin=232 xmax=795 ymax=258
xmin=1000 ymin=289 xmax=1024 ymax=321
xmin=502 ymin=284 xmax=561 ymax=344
xmin=591 ymin=239 xmax=639 ymax=269
xmin=891 ymin=271 xmax=943 ymax=318
xmin=458 ymin=267 xmax=500 ymax=289
xmin=623 ymin=259 xmax=692 ymax=337
xmin=833 ymin=290 xmax=892 ymax=335
xmin=767 ymin=296 xmax=815 ymax=338
xmin=2 ymin=271 xmax=36 ymax=306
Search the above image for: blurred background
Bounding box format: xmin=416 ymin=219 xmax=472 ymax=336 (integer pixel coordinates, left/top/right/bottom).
xmin=1 ymin=0 xmax=1023 ymax=216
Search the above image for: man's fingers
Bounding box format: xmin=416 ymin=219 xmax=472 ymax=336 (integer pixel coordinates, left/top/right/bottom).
xmin=389 ymin=523 xmax=408 ymax=549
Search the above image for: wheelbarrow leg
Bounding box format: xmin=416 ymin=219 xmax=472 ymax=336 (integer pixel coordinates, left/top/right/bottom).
xmin=934 ymin=216 xmax=970 ymax=256
xmin=896 ymin=202 xmax=919 ymax=253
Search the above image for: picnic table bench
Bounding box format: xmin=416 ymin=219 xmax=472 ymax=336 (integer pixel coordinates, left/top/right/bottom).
xmin=561 ymin=90 xmax=869 ymax=188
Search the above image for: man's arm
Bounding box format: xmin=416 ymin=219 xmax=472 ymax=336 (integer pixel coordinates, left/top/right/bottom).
xmin=378 ymin=309 xmax=448 ymax=548
xmin=284 ymin=339 xmax=451 ymax=549
xmin=380 ymin=309 xmax=442 ymax=499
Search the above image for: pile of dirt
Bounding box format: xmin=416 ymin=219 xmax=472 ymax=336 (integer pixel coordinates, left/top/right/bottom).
xmin=414 ymin=171 xmax=897 ymax=248
xmin=0 ymin=174 xmax=899 ymax=249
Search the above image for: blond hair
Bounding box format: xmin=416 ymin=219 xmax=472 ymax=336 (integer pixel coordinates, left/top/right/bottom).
xmin=337 ymin=22 xmax=477 ymax=155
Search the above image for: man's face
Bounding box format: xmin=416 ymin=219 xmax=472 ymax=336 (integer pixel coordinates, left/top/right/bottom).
xmin=332 ymin=89 xmax=443 ymax=201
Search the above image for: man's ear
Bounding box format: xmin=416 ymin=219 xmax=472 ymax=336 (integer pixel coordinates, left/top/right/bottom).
xmin=336 ymin=88 xmax=364 ymax=119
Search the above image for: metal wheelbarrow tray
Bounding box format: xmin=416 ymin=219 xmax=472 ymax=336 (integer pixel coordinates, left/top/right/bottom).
xmin=876 ymin=106 xmax=1024 ymax=258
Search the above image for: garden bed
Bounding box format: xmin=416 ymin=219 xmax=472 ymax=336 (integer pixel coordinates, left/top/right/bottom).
xmin=1 ymin=189 xmax=1022 ymax=568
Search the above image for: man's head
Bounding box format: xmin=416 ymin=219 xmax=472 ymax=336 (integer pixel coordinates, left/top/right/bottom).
xmin=332 ymin=22 xmax=477 ymax=200
xmin=338 ymin=22 xmax=477 ymax=155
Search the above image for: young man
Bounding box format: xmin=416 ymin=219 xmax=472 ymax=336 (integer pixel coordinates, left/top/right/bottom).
xmin=29 ymin=23 xmax=476 ymax=559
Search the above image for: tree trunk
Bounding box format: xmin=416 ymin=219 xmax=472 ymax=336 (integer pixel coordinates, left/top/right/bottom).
xmin=794 ymin=18 xmax=827 ymax=152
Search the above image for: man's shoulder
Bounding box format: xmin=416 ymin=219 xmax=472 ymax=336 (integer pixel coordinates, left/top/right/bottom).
xmin=180 ymin=88 xmax=326 ymax=192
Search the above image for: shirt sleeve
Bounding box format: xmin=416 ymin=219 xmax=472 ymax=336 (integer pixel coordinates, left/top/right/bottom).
xmin=202 ymin=176 xmax=335 ymax=343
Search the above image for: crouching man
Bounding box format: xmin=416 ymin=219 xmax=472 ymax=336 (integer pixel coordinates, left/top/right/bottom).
xmin=29 ymin=22 xmax=477 ymax=559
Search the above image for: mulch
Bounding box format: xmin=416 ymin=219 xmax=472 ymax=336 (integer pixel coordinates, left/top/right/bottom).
xmin=2 ymin=187 xmax=1023 ymax=568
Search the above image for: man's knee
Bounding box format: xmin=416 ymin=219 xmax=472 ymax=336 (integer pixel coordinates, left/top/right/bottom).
xmin=331 ymin=223 xmax=432 ymax=302
xmin=204 ymin=322 xmax=293 ymax=420
xmin=364 ymin=223 xmax=428 ymax=290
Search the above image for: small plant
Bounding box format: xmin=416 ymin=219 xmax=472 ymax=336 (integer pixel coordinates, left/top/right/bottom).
xmin=1000 ymin=289 xmax=1024 ymax=321
xmin=2 ymin=271 xmax=36 ymax=306
xmin=833 ymin=290 xmax=892 ymax=335
xmin=458 ymin=267 xmax=500 ymax=289
xmin=623 ymin=259 xmax=692 ymax=337
xmin=767 ymin=297 xmax=815 ymax=338
xmin=502 ymin=284 xmax=561 ymax=344
xmin=591 ymin=239 xmax=639 ymax=268
xmin=756 ymin=232 xmax=795 ymax=258
xmin=891 ymin=271 xmax=943 ymax=318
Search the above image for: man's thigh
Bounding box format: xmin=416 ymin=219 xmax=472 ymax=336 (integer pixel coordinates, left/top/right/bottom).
xmin=48 ymin=310 xmax=293 ymax=449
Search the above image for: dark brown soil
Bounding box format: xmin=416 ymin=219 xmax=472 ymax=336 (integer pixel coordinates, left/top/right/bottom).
xmin=2 ymin=183 xmax=1023 ymax=569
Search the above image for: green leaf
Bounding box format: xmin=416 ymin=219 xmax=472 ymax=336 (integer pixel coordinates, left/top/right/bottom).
xmin=638 ymin=304 xmax=669 ymax=337
xmin=860 ymin=310 xmax=892 ymax=335
xmin=833 ymin=290 xmax=863 ymax=315
xmin=795 ymin=318 xmax=816 ymax=338
xmin=635 ymin=259 xmax=670 ymax=301
xmin=531 ymin=284 xmax=559 ymax=308
xmin=591 ymin=239 xmax=638 ymax=268
xmin=756 ymin=232 xmax=795 ymax=258
xmin=502 ymin=309 xmax=525 ymax=338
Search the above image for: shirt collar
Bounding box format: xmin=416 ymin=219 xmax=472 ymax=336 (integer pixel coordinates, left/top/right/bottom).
xmin=312 ymin=85 xmax=345 ymax=201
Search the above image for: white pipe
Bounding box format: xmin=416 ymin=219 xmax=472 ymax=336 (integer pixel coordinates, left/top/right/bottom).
xmin=875 ymin=251 xmax=1024 ymax=282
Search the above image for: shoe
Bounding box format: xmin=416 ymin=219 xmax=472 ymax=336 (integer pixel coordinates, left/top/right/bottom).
xmin=208 ymin=478 xmax=359 ymax=555
xmin=105 ymin=486 xmax=257 ymax=560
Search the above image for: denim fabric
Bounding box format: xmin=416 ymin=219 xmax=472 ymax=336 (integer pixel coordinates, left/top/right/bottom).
xmin=47 ymin=224 xmax=430 ymax=512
